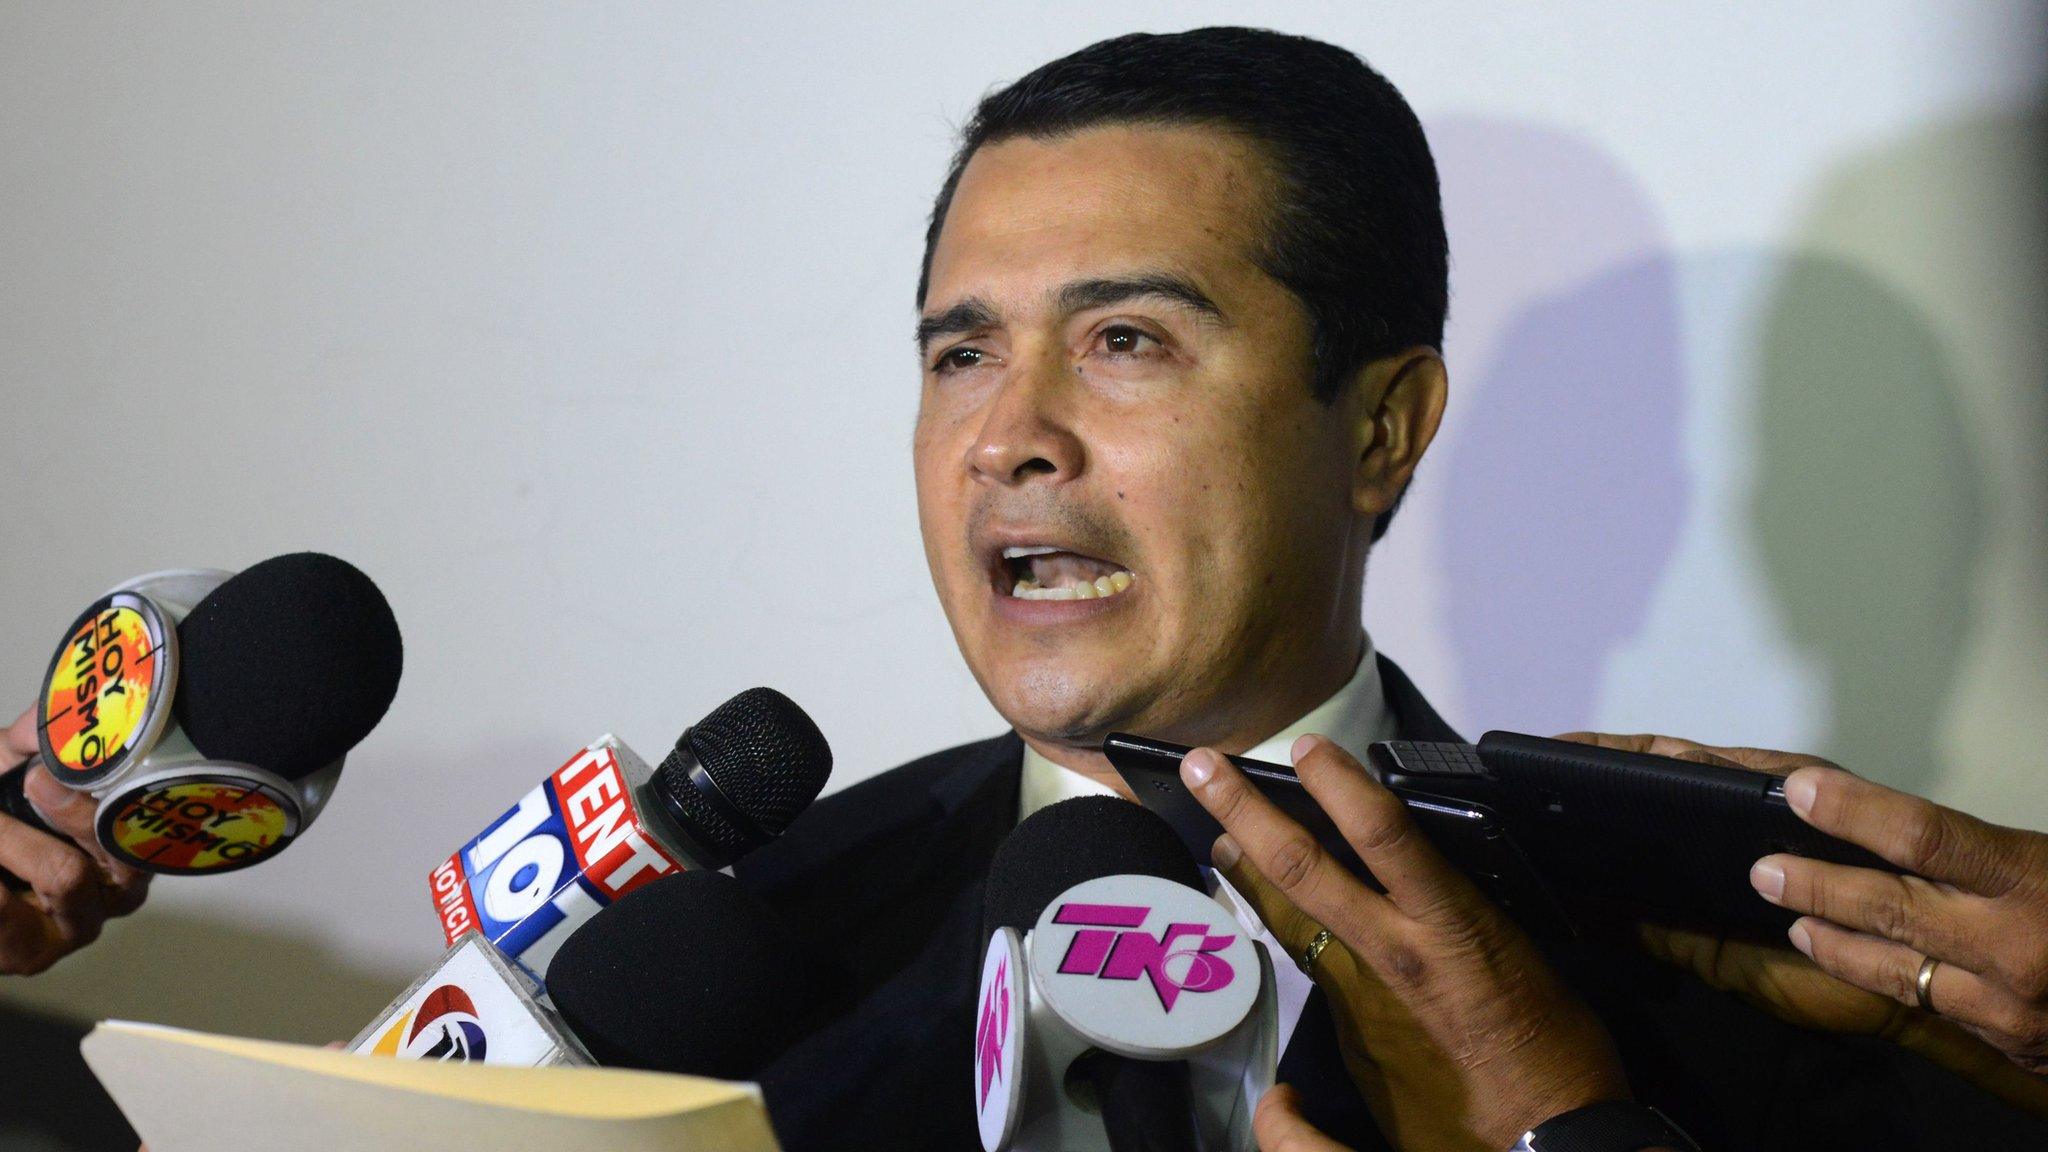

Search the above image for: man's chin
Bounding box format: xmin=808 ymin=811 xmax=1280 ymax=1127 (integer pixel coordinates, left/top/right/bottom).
xmin=985 ymin=665 xmax=1151 ymax=749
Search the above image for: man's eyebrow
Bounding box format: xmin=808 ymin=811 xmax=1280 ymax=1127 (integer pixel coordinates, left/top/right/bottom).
xmin=914 ymin=275 xmax=1225 ymax=353
xmin=915 ymin=298 xmax=1000 ymax=353
xmin=1055 ymin=274 xmax=1227 ymax=325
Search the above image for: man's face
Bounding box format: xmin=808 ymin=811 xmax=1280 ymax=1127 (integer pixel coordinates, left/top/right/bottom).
xmin=914 ymin=125 xmax=1376 ymax=754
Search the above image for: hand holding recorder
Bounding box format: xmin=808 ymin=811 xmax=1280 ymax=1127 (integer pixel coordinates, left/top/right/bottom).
xmin=1181 ymin=735 xmax=1672 ymax=1152
xmin=1565 ymin=733 xmax=2048 ymax=1117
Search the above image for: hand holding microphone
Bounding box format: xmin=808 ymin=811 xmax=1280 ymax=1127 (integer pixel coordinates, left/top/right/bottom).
xmin=0 ymin=707 xmax=149 ymax=973
xmin=1183 ymin=735 xmax=1645 ymax=1152
xmin=0 ymin=552 xmax=402 ymax=974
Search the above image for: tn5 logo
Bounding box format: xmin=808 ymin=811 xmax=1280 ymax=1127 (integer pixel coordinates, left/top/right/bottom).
xmin=1052 ymin=902 xmax=1236 ymax=1011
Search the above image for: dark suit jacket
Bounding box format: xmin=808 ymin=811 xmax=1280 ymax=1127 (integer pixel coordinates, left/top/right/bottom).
xmin=738 ymin=656 xmax=2048 ymax=1150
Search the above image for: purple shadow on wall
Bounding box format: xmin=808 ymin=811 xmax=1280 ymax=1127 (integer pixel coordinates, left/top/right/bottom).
xmin=1426 ymin=120 xmax=1689 ymax=735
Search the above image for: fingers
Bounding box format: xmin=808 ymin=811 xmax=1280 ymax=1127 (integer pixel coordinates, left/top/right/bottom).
xmin=1215 ymin=835 xmax=1327 ymax=957
xmin=1289 ymin=735 xmax=1479 ymax=924
xmin=1182 ymin=747 xmax=1392 ymax=948
xmin=1790 ymin=917 xmax=2029 ymax=1038
xmin=1554 ymin=731 xmax=1710 ymax=759
xmin=1756 ymin=852 xmax=1995 ymax=972
xmin=1253 ymin=1084 xmax=1352 ymax=1152
xmin=1636 ymin=922 xmax=1739 ymax=991
xmin=0 ymin=809 xmax=110 ymax=954
xmin=1556 ymin=730 xmax=1835 ymax=775
xmin=22 ymin=762 xmax=148 ymax=890
xmin=22 ymin=763 xmax=96 ymax=843
xmin=1784 ymin=766 xmax=2025 ymax=896
xmin=1637 ymin=923 xmax=1795 ymax=1004
xmin=0 ymin=888 xmax=65 ymax=974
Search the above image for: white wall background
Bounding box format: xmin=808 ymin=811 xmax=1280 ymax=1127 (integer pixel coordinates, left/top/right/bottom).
xmin=3 ymin=2 xmax=2043 ymax=1040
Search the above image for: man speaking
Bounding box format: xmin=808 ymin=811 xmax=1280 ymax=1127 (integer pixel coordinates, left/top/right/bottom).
xmin=731 ymin=27 xmax=2040 ymax=1151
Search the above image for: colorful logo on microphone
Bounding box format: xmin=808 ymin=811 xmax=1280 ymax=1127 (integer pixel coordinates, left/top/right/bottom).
xmin=976 ymin=954 xmax=1011 ymax=1108
xmin=973 ymin=928 xmax=1027 ymax=1151
xmin=39 ymin=594 xmax=173 ymax=785
xmin=1051 ymin=902 xmax=1238 ymax=1011
xmin=98 ymin=777 xmax=298 ymax=874
xmin=371 ymin=985 xmax=489 ymax=1062
xmin=1030 ymin=874 xmax=1260 ymax=1058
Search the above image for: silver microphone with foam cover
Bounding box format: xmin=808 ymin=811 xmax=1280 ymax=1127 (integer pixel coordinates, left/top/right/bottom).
xmin=1 ymin=553 xmax=402 ymax=881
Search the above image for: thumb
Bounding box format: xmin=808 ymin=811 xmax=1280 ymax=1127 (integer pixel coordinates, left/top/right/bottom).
xmin=22 ymin=762 xmax=94 ymax=836
xmin=22 ymin=763 xmax=143 ymax=885
xmin=1254 ymin=1084 xmax=1353 ymax=1152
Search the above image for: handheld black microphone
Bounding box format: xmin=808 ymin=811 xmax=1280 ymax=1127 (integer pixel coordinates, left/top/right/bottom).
xmin=427 ymin=687 xmax=833 ymax=983
xmin=976 ymin=797 xmax=1277 ymax=1152
xmin=1 ymin=553 xmax=402 ymax=880
xmin=354 ymin=869 xmax=833 ymax=1081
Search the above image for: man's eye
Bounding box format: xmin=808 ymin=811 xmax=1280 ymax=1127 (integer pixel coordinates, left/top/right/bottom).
xmin=933 ymin=347 xmax=986 ymax=373
xmin=1098 ymin=325 xmax=1159 ymax=356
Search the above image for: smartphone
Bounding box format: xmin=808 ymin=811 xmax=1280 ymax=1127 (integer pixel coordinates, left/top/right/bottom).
xmin=1368 ymin=732 xmax=1901 ymax=937
xmin=1102 ymin=732 xmax=1570 ymax=932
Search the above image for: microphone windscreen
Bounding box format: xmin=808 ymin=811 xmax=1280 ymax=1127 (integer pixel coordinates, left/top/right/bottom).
xmin=654 ymin=687 xmax=832 ymax=860
xmin=547 ymin=869 xmax=829 ymax=1079
xmin=984 ymin=795 xmax=1203 ymax=936
xmin=172 ymin=552 xmax=403 ymax=780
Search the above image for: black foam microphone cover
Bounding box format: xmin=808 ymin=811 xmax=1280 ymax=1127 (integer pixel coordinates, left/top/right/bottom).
xmin=984 ymin=797 xmax=1208 ymax=1152
xmin=547 ymin=869 xmax=831 ymax=1080
xmin=984 ymin=795 xmax=1204 ymax=937
xmin=172 ymin=552 xmax=403 ymax=780
xmin=652 ymin=687 xmax=832 ymax=863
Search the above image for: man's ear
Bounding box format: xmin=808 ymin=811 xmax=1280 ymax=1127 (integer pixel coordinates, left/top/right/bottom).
xmin=1350 ymin=347 xmax=1448 ymax=520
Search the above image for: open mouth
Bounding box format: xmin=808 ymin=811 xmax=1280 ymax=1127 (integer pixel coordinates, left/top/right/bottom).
xmin=997 ymin=545 xmax=1136 ymax=601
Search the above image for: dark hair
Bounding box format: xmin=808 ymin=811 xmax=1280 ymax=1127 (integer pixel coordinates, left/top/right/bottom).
xmin=917 ymin=27 xmax=1447 ymax=540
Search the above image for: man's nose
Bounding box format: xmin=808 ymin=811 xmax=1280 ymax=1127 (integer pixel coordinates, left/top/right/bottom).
xmin=965 ymin=364 xmax=1084 ymax=487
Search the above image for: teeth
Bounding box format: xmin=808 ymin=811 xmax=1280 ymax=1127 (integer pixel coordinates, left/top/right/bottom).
xmin=1007 ymin=570 xmax=1136 ymax=601
xmin=1002 ymin=545 xmax=1062 ymax=559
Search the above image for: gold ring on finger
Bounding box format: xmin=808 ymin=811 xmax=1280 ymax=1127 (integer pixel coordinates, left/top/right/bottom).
xmin=1298 ymin=927 xmax=1334 ymax=978
xmin=1915 ymin=955 xmax=1941 ymax=1013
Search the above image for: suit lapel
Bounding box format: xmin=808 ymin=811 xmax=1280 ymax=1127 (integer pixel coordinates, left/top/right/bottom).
xmin=751 ymin=733 xmax=1023 ymax=1152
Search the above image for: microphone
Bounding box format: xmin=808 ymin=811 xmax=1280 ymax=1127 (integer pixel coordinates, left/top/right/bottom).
xmin=976 ymin=797 xmax=1277 ymax=1152
xmin=353 ymin=869 xmax=832 ymax=1079
xmin=547 ymin=865 xmax=834 ymax=1079
xmin=349 ymin=928 xmax=589 ymax=1067
xmin=0 ymin=553 xmax=402 ymax=879
xmin=428 ymin=687 xmax=832 ymax=983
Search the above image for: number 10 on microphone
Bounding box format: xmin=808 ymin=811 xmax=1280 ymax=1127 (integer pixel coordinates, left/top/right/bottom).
xmin=428 ymin=735 xmax=686 ymax=984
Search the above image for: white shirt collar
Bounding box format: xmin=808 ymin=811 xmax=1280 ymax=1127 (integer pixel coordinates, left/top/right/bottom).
xmin=1017 ymin=631 xmax=1396 ymax=820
